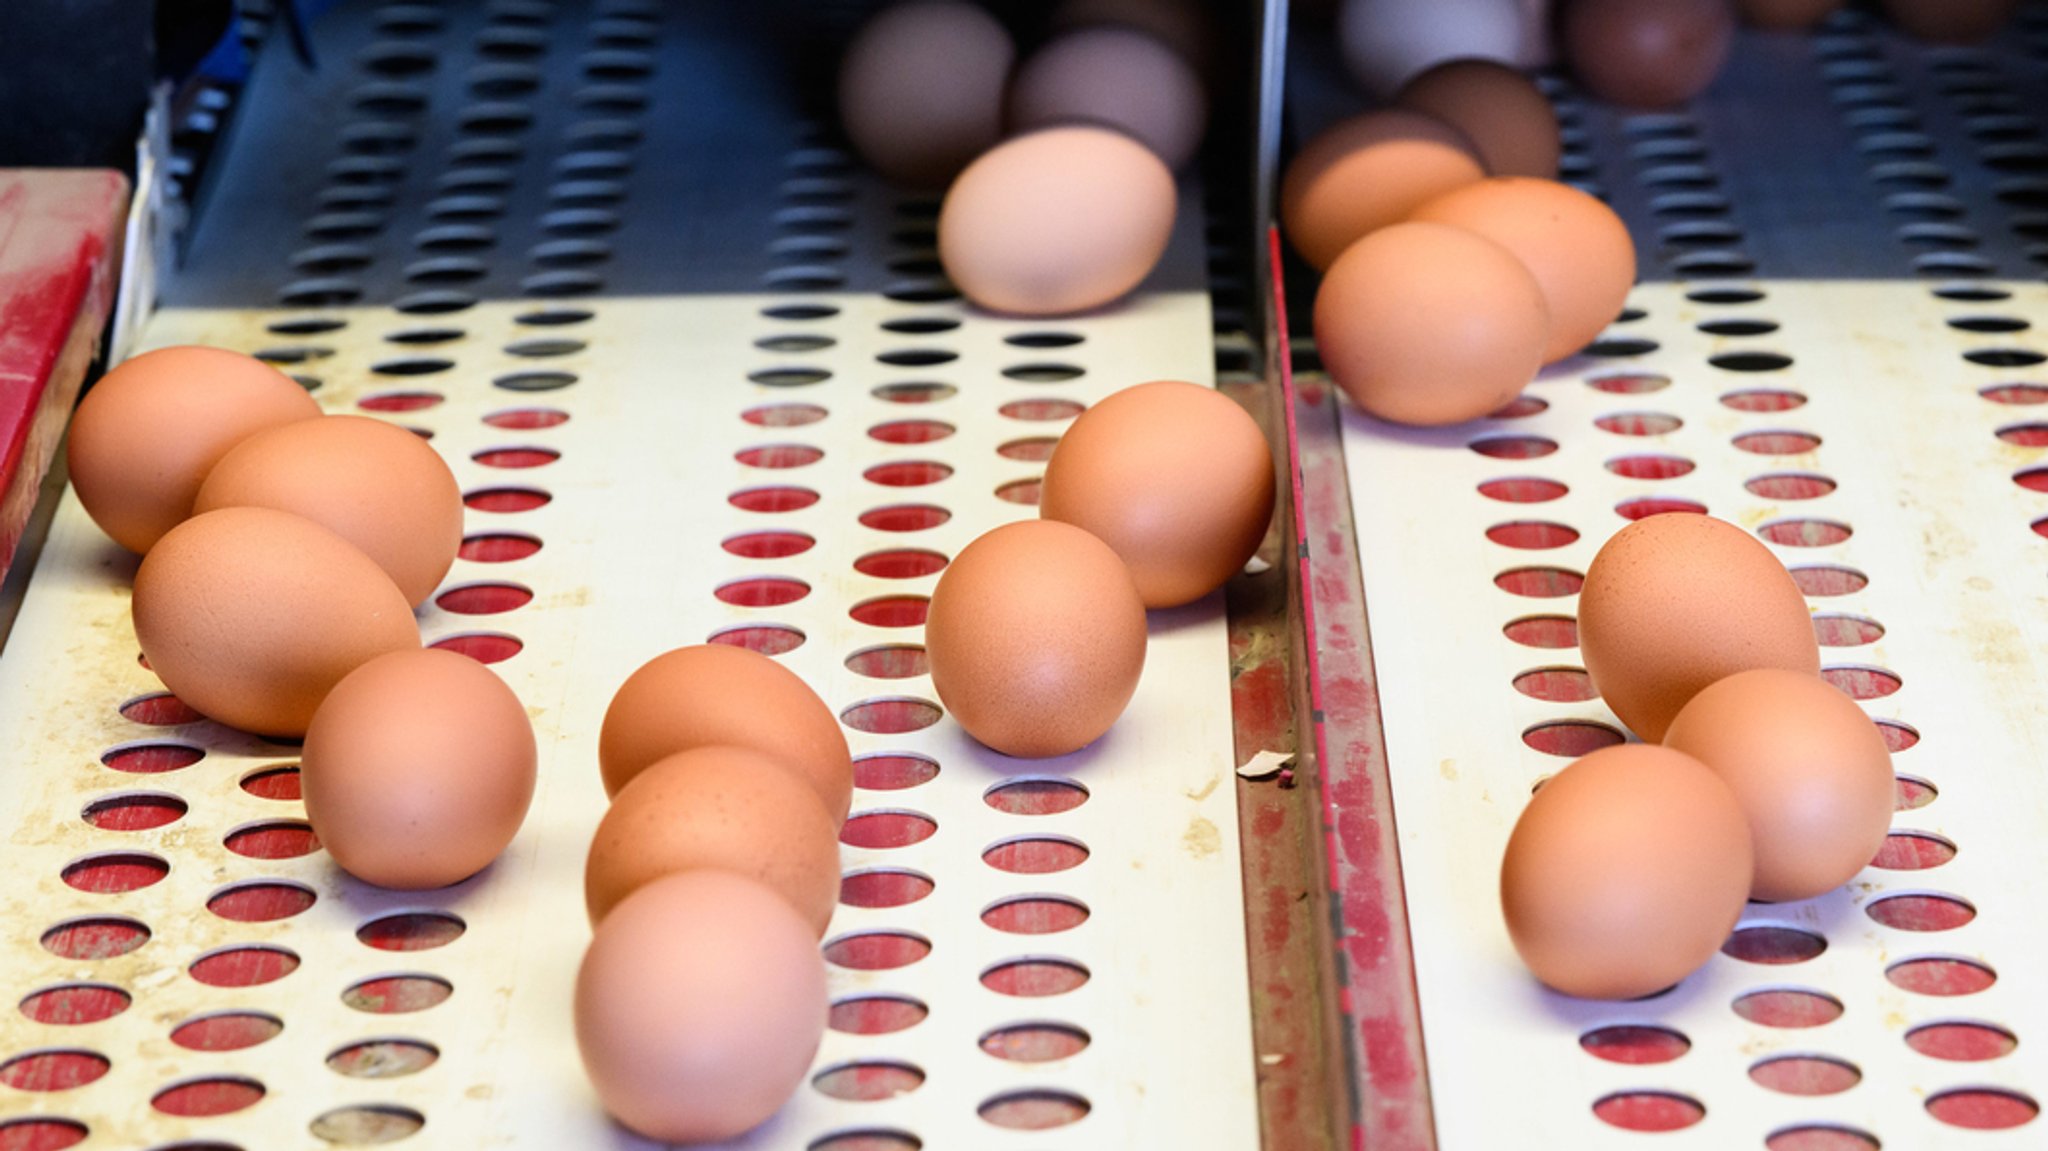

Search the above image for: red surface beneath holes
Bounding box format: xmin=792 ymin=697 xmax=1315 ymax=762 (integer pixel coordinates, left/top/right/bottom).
xmin=865 ymin=460 xmax=953 ymax=487
xmin=842 ymin=698 xmax=943 ymax=734
xmin=188 ymin=942 xmax=299 ymax=987
xmin=1503 ymin=615 xmax=1578 ymax=647
xmin=1871 ymin=831 xmax=1957 ymax=870
xmin=458 ymin=533 xmax=541 ymax=562
xmin=823 ymin=931 xmax=931 ymax=971
xmin=870 ymin=419 xmax=954 ymax=444
xmin=1928 ymin=1088 xmax=2040 ymax=1129
xmin=854 ymin=549 xmax=947 ymax=579
xmin=1591 ymin=1091 xmax=1704 ymax=1132
xmin=207 ymin=882 xmax=316 ymax=923
xmin=729 ymin=485 xmax=819 ymax=513
xmin=743 ymin=402 xmax=827 ymax=427
xmin=1589 ymin=373 xmax=1671 ymax=394
xmin=1486 ymin=521 xmax=1579 ymax=549
xmin=841 ymin=811 xmax=938 ymax=849
xmin=328 ymin=1039 xmax=440 ymax=1078
xmin=1879 ymin=720 xmax=1921 ymax=751
xmin=1791 ymin=565 xmax=1869 ymax=596
xmin=840 ymin=870 xmax=935 ymax=909
xmin=1868 ymin=892 xmax=1975 ymax=931
xmin=1748 ymin=473 xmax=1838 ymax=500
xmin=1595 ymin=412 xmax=1682 ymax=436
xmin=1722 ymin=389 xmax=1808 ymax=412
xmin=463 ymin=487 xmax=551 ymax=512
xmin=118 ymin=693 xmax=201 ymax=725
xmin=1982 ymin=384 xmax=2048 ymax=405
xmin=982 ymin=1023 xmax=1090 ymax=1062
xmin=999 ymin=398 xmax=1083 ymax=421
xmin=1908 ymin=1021 xmax=2019 ymax=1061
xmin=1489 ymin=394 xmax=1547 ymax=418
xmin=845 ymin=645 xmax=929 ymax=679
xmin=1997 ymin=423 xmax=2048 ymax=446
xmin=1822 ymin=665 xmax=1902 ymax=699
xmin=80 ymin=794 xmax=186 ymax=832
xmin=853 ymin=753 xmax=939 ymax=790
xmin=982 ymin=958 xmax=1089 ymax=997
xmin=100 ymin=743 xmax=202 ymax=774
xmin=1733 ymin=988 xmax=1844 ymax=1027
xmin=806 ymin=1130 xmax=921 ymax=1151
xmin=1760 ymin=518 xmax=1853 ymax=546
xmin=344 ymin=975 xmax=453 ymax=1014
xmin=18 ymin=985 xmax=130 ymax=1025
xmin=1722 ymin=926 xmax=1827 ymax=964
xmin=716 ymin=576 xmax=809 ymax=607
xmin=735 ymin=443 xmax=823 ymax=469
xmin=1522 ymin=720 xmax=1624 ymax=756
xmin=850 ymin=595 xmax=929 ymax=627
xmin=993 ymin=477 xmax=1042 ymax=506
xmin=1766 ymin=1126 xmax=1880 ymax=1151
xmin=0 ymin=1119 xmax=87 ymax=1150
xmin=982 ymin=896 xmax=1089 ymax=935
xmin=472 ymin=447 xmax=560 ymax=469
xmin=829 ymin=995 xmax=929 ymax=1036
xmin=1750 ymin=1055 xmax=1862 ymax=1096
xmin=1617 ymin=496 xmax=1707 ymax=519
xmin=1607 ymin=454 xmax=1695 ymax=479
xmin=1495 ymin=566 xmax=1584 ymax=597
xmin=1889 ymin=956 xmax=1998 ymax=996
xmin=357 ymin=912 xmax=467 ymax=952
xmin=1896 ymin=774 xmax=1937 ymax=809
xmin=40 ymin=918 xmax=147 ymax=960
xmin=483 ymin=407 xmax=569 ymax=429
xmin=723 ymin=530 xmax=814 ymax=559
xmin=61 ymin=853 xmax=167 ymax=893
xmin=812 ymin=1061 xmax=925 ymax=1102
xmin=1814 ymin=614 xmax=1884 ymax=646
xmin=0 ymin=1052 xmax=108 ymax=1093
xmin=1735 ymin=430 xmax=1824 ymax=454
xmin=1470 ymin=435 xmax=1557 ymax=459
xmin=358 ymin=391 xmax=442 ymax=412
xmin=983 ymin=837 xmax=1089 ymax=874
xmin=979 ymin=1090 xmax=1091 ymax=1130
xmin=233 ymin=765 xmax=301 ymax=799
xmin=1478 ymin=478 xmax=1567 ymax=503
xmin=170 ymin=1013 xmax=283 ymax=1052
xmin=151 ymin=1077 xmax=264 ymax=1117
xmin=437 ymin=582 xmax=533 ymax=614
xmin=2017 ymin=468 xmax=2048 ymax=492
xmin=1579 ymin=1025 xmax=1690 ymax=1065
xmin=997 ymin=436 xmax=1057 ymax=461
xmin=1512 ymin=667 xmax=1597 ymax=701
xmin=985 ymin=778 xmax=1088 ymax=815
xmin=223 ymin=822 xmax=320 ymax=860
xmin=860 ymin=504 xmax=950 ymax=531
xmin=708 ymin=624 xmax=805 ymax=655
xmin=430 ymin=632 xmax=524 ymax=663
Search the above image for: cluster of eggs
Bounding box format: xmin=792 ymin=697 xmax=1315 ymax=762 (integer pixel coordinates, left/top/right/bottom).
xmin=71 ymin=345 xmax=536 ymax=890
xmin=1500 ymin=515 xmax=1895 ymax=999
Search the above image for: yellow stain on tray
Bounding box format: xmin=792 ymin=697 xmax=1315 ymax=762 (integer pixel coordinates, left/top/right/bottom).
xmin=1183 ymin=815 xmax=1220 ymax=860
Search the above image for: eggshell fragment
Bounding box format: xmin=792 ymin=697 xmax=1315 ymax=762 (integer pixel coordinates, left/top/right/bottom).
xmin=132 ymin=507 xmax=420 ymax=737
xmin=1314 ymin=221 xmax=1551 ymax=426
xmin=1578 ymin=513 xmax=1820 ymax=742
xmin=598 ymin=644 xmax=852 ymax=823
xmin=194 ymin=414 xmax=462 ymax=607
xmin=1009 ymin=27 xmax=1207 ymax=172
xmin=1664 ymin=669 xmax=1894 ymax=902
xmin=1280 ymin=110 xmax=1486 ymax=271
xmin=938 ymin=126 xmax=1176 ymax=316
xmin=839 ymin=0 xmax=1015 ymax=186
xmin=584 ymin=746 xmax=841 ymax=934
xmin=575 ymin=871 xmax=827 ymax=1144
xmin=1561 ymin=0 xmax=1735 ymax=108
xmin=302 ymin=648 xmax=536 ymax=889
xmin=1040 ymin=381 xmax=1274 ymax=607
xmin=1396 ymin=58 xmax=1560 ymax=179
xmin=1501 ymin=743 xmax=1754 ymax=999
xmin=925 ymin=519 xmax=1146 ymax=758
xmin=68 ymin=345 xmax=321 ymax=554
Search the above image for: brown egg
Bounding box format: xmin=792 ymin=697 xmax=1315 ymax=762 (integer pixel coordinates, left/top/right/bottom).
xmin=1664 ymin=669 xmax=1894 ymax=902
xmin=1410 ymin=176 xmax=1637 ymax=363
xmin=133 ymin=507 xmax=420 ymax=737
xmin=1050 ymin=0 xmax=1216 ymax=75
xmin=1578 ymin=513 xmax=1820 ymax=742
xmin=302 ymin=648 xmax=535 ymax=889
xmin=1313 ymin=221 xmax=1551 ymax=426
xmin=575 ymin=871 xmax=827 ymax=1144
xmin=1736 ymin=0 xmax=1843 ymax=29
xmin=926 ymin=520 xmax=1146 ymax=757
xmin=839 ymin=0 xmax=1015 ymax=186
xmin=584 ymin=746 xmax=840 ymax=933
xmin=597 ymin=644 xmax=852 ymax=822
xmin=1561 ymin=0 xmax=1735 ymax=108
xmin=938 ymin=126 xmax=1176 ymax=316
xmin=193 ymin=414 xmax=462 ymax=607
xmin=1280 ymin=110 xmax=1486 ymax=271
xmin=68 ymin=345 xmax=322 ymax=554
xmin=1501 ymin=743 xmax=1753 ymax=999
xmin=1881 ymin=0 xmax=2017 ymax=43
xmin=1396 ymin=59 xmax=1561 ymax=179
xmin=1009 ymin=28 xmax=1207 ymax=172
xmin=1039 ymin=381 xmax=1274 ymax=607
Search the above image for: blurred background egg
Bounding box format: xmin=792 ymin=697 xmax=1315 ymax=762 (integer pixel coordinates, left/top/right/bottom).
xmin=1281 ymin=109 xmax=1486 ymax=270
xmin=1314 ymin=221 xmax=1551 ymax=426
xmin=576 ymin=871 xmax=827 ymax=1144
xmin=1880 ymin=0 xmax=2018 ymax=43
xmin=68 ymin=345 xmax=321 ymax=554
xmin=1338 ymin=0 xmax=1528 ymax=95
xmin=1396 ymin=58 xmax=1561 ymax=179
xmin=1008 ymin=26 xmax=1207 ymax=172
xmin=1501 ymin=743 xmax=1754 ymax=999
xmin=938 ymin=125 xmax=1176 ymax=315
xmin=132 ymin=507 xmax=420 ymax=737
xmin=839 ymin=0 xmax=1015 ymax=186
xmin=1561 ymin=0 xmax=1736 ymax=108
xmin=1578 ymin=513 xmax=1820 ymax=742
xmin=194 ymin=414 xmax=462 ymax=607
xmin=584 ymin=745 xmax=840 ymax=933
xmin=1051 ymin=0 xmax=1216 ymax=76
xmin=302 ymin=648 xmax=536 ymax=889
xmin=1736 ymin=0 xmax=1843 ymax=30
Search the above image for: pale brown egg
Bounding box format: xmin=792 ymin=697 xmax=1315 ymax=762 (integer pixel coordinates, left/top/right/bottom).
xmin=1338 ymin=0 xmax=1529 ymax=95
xmin=1410 ymin=176 xmax=1637 ymax=363
xmin=1501 ymin=743 xmax=1753 ymax=999
xmin=1280 ymin=110 xmax=1486 ymax=271
xmin=839 ymin=0 xmax=1015 ymax=187
xmin=938 ymin=126 xmax=1176 ymax=316
xmin=302 ymin=648 xmax=535 ymax=889
xmin=575 ymin=871 xmax=827 ymax=1144
xmin=1736 ymin=0 xmax=1843 ymax=30
xmin=598 ymin=644 xmax=852 ymax=823
xmin=132 ymin=507 xmax=420 ymax=737
xmin=1881 ymin=0 xmax=2017 ymax=43
xmin=1396 ymin=58 xmax=1561 ymax=179
xmin=193 ymin=414 xmax=462 ymax=607
xmin=1039 ymin=381 xmax=1274 ymax=607
xmin=925 ymin=519 xmax=1146 ymax=757
xmin=1561 ymin=0 xmax=1735 ymax=108
xmin=1664 ymin=669 xmax=1894 ymax=903
xmin=1050 ymin=0 xmax=1216 ymax=76
xmin=1578 ymin=513 xmax=1820 ymax=743
xmin=584 ymin=745 xmax=840 ymax=933
xmin=68 ymin=345 xmax=322 ymax=554
xmin=1009 ymin=27 xmax=1207 ymax=172
xmin=1313 ymin=221 xmax=1551 ymax=426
